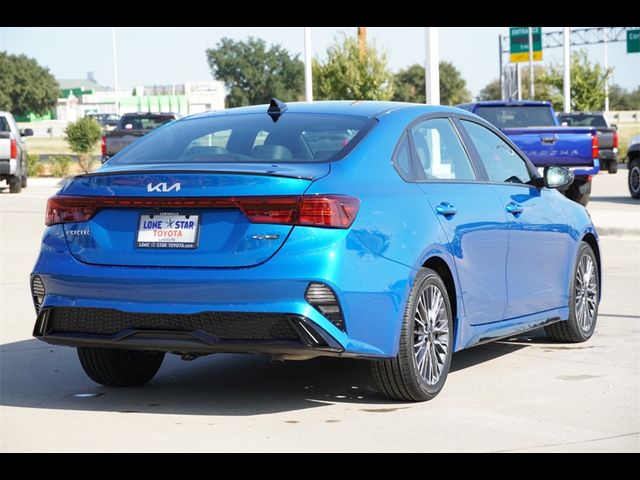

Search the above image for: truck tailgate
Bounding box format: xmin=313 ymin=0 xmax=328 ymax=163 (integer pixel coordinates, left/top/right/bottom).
xmin=502 ymin=127 xmax=595 ymax=167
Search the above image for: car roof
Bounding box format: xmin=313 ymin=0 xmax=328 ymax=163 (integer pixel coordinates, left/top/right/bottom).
xmin=184 ymin=101 xmax=465 ymax=121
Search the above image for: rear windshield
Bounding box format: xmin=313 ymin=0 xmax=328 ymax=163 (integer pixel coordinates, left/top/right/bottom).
xmin=0 ymin=117 xmax=9 ymax=132
xmin=558 ymin=114 xmax=607 ymax=127
xmin=108 ymin=113 xmax=374 ymax=165
xmin=121 ymin=115 xmax=176 ymax=130
xmin=474 ymin=106 xmax=556 ymax=128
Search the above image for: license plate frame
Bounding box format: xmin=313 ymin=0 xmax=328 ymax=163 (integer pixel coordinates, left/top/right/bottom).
xmin=136 ymin=212 xmax=200 ymax=249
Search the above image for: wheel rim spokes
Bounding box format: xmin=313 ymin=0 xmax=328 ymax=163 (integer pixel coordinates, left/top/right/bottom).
xmin=575 ymin=254 xmax=597 ymax=332
xmin=414 ymin=284 xmax=449 ymax=385
xmin=631 ymin=166 xmax=640 ymax=192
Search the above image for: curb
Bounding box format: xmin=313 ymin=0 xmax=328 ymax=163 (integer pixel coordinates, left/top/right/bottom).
xmin=595 ymin=226 xmax=640 ymax=238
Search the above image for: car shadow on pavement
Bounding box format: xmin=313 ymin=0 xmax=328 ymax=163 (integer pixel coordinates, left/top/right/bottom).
xmin=1 ymin=337 xmax=530 ymax=415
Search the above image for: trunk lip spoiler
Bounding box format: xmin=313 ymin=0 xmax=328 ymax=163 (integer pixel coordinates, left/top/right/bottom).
xmin=71 ymin=167 xmax=328 ymax=182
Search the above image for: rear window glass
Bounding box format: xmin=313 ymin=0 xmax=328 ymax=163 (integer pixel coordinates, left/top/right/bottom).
xmin=474 ymin=106 xmax=556 ymax=128
xmin=0 ymin=117 xmax=9 ymax=132
xmin=121 ymin=115 xmax=176 ymax=130
xmin=108 ymin=113 xmax=374 ymax=165
xmin=558 ymin=114 xmax=607 ymax=127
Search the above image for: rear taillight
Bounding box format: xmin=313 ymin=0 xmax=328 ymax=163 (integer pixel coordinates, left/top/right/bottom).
xmin=101 ymin=136 xmax=107 ymax=156
xmin=613 ymin=130 xmax=619 ymax=149
xmin=44 ymin=194 xmax=360 ymax=228
xmin=10 ymin=139 xmax=17 ymax=159
xmin=591 ymin=133 xmax=599 ymax=159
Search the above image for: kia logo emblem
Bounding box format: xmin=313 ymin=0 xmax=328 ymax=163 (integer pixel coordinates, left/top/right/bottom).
xmin=147 ymin=182 xmax=181 ymax=193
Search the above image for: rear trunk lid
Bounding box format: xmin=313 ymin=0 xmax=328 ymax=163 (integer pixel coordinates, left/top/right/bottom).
xmin=59 ymin=163 xmax=329 ymax=268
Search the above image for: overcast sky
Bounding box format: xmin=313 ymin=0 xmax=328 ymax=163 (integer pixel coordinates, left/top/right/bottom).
xmin=1 ymin=27 xmax=638 ymax=98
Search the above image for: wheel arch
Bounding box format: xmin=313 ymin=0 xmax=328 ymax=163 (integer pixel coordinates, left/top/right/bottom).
xmin=421 ymin=255 xmax=461 ymax=350
xmin=581 ymin=231 xmax=602 ymax=301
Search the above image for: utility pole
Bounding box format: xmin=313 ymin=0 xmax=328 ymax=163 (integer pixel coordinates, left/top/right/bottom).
xmin=112 ymin=27 xmax=120 ymax=116
xmin=563 ymin=27 xmax=571 ymax=113
xmin=357 ymin=27 xmax=366 ymax=58
xmin=424 ymin=27 xmax=440 ymax=105
xmin=604 ymin=29 xmax=609 ymax=111
xmin=304 ymin=27 xmax=313 ymax=102
xmin=528 ymin=27 xmax=535 ymax=99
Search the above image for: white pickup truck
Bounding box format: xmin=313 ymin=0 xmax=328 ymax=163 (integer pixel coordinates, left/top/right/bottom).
xmin=0 ymin=111 xmax=33 ymax=193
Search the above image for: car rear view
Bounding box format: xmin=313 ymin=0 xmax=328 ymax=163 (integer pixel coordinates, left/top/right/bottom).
xmin=30 ymin=102 xmax=383 ymax=387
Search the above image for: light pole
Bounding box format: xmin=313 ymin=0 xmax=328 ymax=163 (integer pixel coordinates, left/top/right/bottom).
xmin=563 ymin=27 xmax=571 ymax=113
xmin=424 ymin=27 xmax=440 ymax=105
xmin=304 ymin=27 xmax=313 ymax=102
xmin=112 ymin=27 xmax=120 ymax=116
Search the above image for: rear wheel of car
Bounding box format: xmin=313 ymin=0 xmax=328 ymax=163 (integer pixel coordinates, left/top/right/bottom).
xmin=565 ymin=183 xmax=590 ymax=206
xmin=607 ymin=161 xmax=618 ymax=174
xmin=21 ymin=174 xmax=27 ymax=188
xmin=545 ymin=242 xmax=599 ymax=343
xmin=370 ymin=268 xmax=453 ymax=402
xmin=8 ymin=176 xmax=22 ymax=193
xmin=629 ymin=158 xmax=640 ymax=199
xmin=77 ymin=348 xmax=165 ymax=387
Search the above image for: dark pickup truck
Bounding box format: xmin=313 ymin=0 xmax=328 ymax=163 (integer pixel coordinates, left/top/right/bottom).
xmin=457 ymin=101 xmax=600 ymax=206
xmin=101 ymin=112 xmax=180 ymax=163
xmin=557 ymin=111 xmax=619 ymax=174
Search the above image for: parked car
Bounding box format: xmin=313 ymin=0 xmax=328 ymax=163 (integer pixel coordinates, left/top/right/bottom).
xmin=30 ymin=100 xmax=601 ymax=402
xmin=87 ymin=113 xmax=120 ymax=130
xmin=457 ymin=101 xmax=600 ymax=206
xmin=101 ymin=112 xmax=181 ymax=163
xmin=557 ymin=111 xmax=619 ymax=174
xmin=627 ymin=135 xmax=640 ymax=199
xmin=0 ymin=111 xmax=33 ymax=193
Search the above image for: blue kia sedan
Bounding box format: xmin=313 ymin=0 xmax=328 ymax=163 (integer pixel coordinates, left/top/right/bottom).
xmin=30 ymin=100 xmax=601 ymax=401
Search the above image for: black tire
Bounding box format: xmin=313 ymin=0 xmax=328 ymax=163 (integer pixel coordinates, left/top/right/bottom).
xmin=629 ymin=158 xmax=640 ymax=200
xmin=607 ymin=161 xmax=618 ymax=174
xmin=8 ymin=176 xmax=22 ymax=193
xmin=370 ymin=268 xmax=453 ymax=402
xmin=77 ymin=348 xmax=165 ymax=387
xmin=21 ymin=174 xmax=27 ymax=188
xmin=545 ymin=242 xmax=599 ymax=343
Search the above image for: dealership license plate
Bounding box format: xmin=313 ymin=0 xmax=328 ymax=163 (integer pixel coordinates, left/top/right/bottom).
xmin=136 ymin=213 xmax=200 ymax=249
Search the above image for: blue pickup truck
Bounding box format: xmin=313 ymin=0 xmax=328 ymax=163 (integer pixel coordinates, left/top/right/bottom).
xmin=457 ymin=101 xmax=599 ymax=206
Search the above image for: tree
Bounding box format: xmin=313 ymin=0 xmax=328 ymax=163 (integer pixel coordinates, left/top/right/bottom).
xmin=206 ymin=37 xmax=304 ymax=108
xmin=0 ymin=51 xmax=59 ymax=116
xmin=392 ymin=62 xmax=471 ymax=105
xmin=313 ymin=34 xmax=394 ymax=101
xmin=543 ymin=49 xmax=612 ymax=111
xmin=609 ymin=84 xmax=640 ymax=110
xmin=477 ymin=79 xmax=501 ymax=101
xmin=65 ymin=117 xmax=102 ymax=174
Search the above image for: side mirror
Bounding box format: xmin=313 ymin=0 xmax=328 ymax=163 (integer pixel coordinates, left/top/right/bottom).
xmin=611 ymin=124 xmax=618 ymax=131
xmin=560 ymin=121 xmax=568 ymax=127
xmin=544 ymin=165 xmax=574 ymax=189
xmin=124 ymin=124 xmax=133 ymax=130
xmin=21 ymin=128 xmax=34 ymax=137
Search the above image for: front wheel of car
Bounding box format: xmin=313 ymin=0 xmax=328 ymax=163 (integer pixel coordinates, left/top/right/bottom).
xmin=370 ymin=268 xmax=453 ymax=402
xmin=77 ymin=348 xmax=165 ymax=387
xmin=545 ymin=242 xmax=599 ymax=343
xmin=629 ymin=158 xmax=640 ymax=199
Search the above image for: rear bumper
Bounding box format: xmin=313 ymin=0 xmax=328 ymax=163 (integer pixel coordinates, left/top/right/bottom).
xmin=30 ymin=225 xmax=414 ymax=358
xmin=0 ymin=159 xmax=17 ymax=176
xmin=571 ymin=159 xmax=600 ymax=177
xmin=33 ymin=307 xmax=345 ymax=357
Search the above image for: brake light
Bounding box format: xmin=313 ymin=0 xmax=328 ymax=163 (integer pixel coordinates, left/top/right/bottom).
xmin=591 ymin=133 xmax=599 ymax=159
xmin=10 ymin=139 xmax=17 ymax=159
xmin=613 ymin=130 xmax=619 ymax=149
xmin=101 ymin=136 xmax=107 ymax=156
xmin=45 ymin=195 xmax=360 ymax=228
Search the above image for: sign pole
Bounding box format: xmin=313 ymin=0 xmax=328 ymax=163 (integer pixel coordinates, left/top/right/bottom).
xmin=528 ymin=27 xmax=535 ymax=99
xmin=112 ymin=27 xmax=120 ymax=116
xmin=563 ymin=27 xmax=571 ymax=113
xmin=604 ymin=29 xmax=609 ymax=112
xmin=304 ymin=27 xmax=313 ymax=102
xmin=499 ymin=34 xmax=504 ymax=100
xmin=517 ymin=63 xmax=522 ymax=101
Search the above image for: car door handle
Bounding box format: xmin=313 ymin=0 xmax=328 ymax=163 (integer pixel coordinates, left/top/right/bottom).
xmin=436 ymin=202 xmax=457 ymax=217
xmin=506 ymin=202 xmax=524 ymax=215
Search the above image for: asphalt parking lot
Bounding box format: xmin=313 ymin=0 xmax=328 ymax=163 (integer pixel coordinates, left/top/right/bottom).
xmin=0 ymin=173 xmax=638 ymax=452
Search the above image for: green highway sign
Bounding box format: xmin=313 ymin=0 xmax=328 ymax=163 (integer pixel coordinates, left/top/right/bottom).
xmin=510 ymin=27 xmax=542 ymax=62
xmin=628 ymin=29 xmax=640 ymax=54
